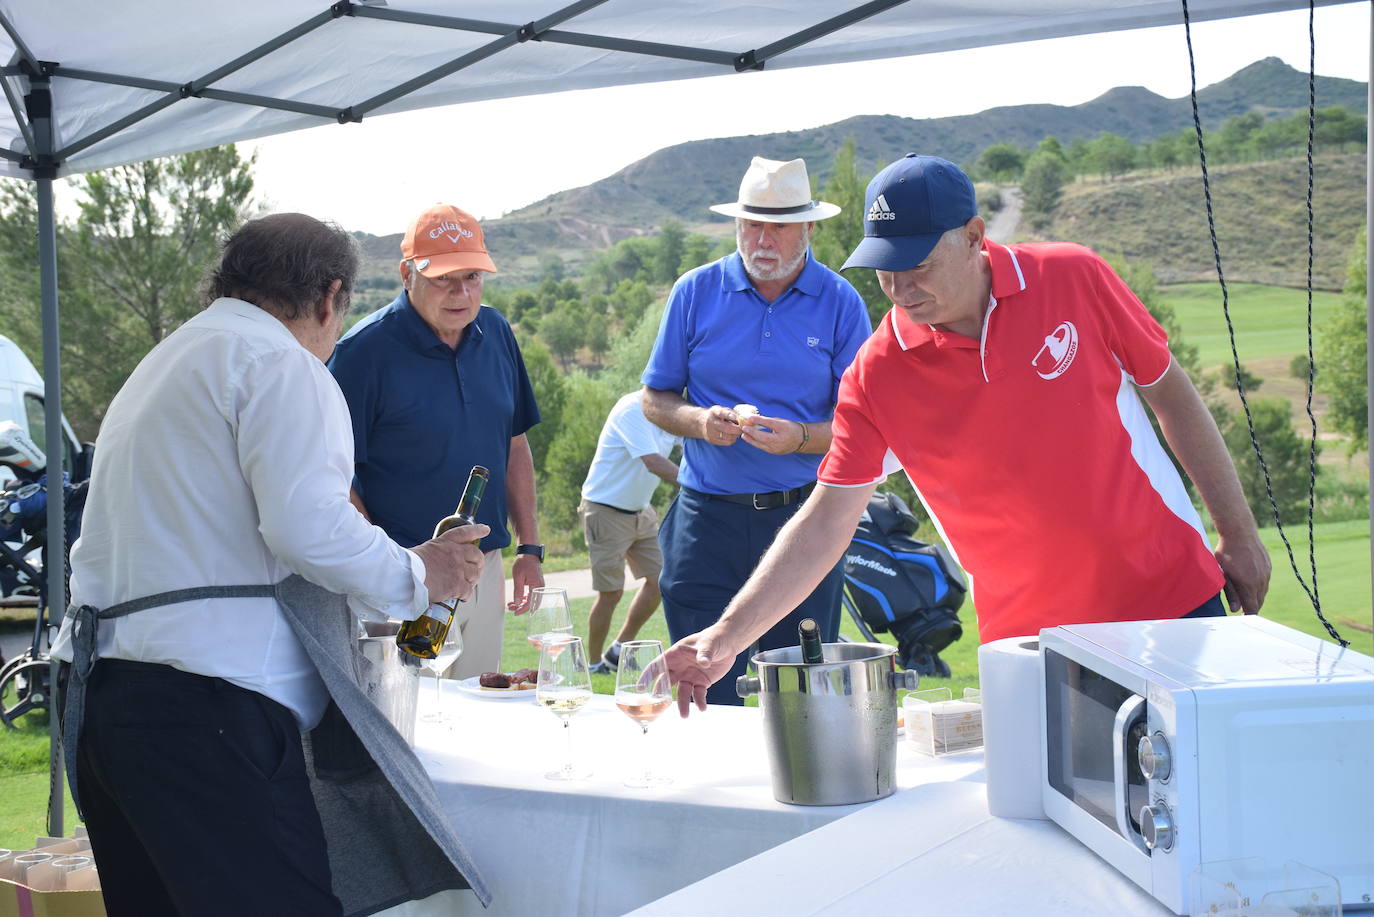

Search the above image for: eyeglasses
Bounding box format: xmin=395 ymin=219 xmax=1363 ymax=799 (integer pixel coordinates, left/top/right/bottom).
xmin=412 ymin=266 xmax=484 ymax=292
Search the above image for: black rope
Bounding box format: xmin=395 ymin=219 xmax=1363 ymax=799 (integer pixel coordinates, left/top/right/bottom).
xmin=1180 ymin=0 xmax=1344 ymax=646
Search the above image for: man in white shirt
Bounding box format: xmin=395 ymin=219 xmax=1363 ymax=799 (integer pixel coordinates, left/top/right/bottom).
xmin=580 ymin=392 xmax=680 ymax=673
xmin=51 ymin=214 xmax=486 ymax=917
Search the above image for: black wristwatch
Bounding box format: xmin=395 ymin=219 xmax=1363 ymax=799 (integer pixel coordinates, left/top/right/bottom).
xmin=516 ymin=543 xmax=545 ymax=562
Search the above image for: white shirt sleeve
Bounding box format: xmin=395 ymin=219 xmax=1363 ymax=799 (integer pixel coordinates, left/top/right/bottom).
xmin=617 ymin=402 xmax=673 ymax=460
xmin=233 ymin=348 xmax=428 ymax=620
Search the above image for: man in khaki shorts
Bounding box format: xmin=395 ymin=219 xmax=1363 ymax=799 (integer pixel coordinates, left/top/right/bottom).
xmin=580 ymin=391 xmax=680 ymax=673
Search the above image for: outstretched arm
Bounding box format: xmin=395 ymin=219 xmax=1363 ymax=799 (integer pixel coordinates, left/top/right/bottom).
xmin=665 ymin=481 xmax=878 ymax=716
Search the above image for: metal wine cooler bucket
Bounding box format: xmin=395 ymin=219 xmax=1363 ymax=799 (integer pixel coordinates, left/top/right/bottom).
xmin=738 ymin=642 xmax=918 ymax=806
xmin=359 ymin=621 xmax=422 ymax=744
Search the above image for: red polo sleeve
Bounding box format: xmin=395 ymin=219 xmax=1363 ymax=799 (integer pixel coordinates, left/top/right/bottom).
xmin=1092 ymin=253 xmax=1171 ymax=386
xmin=818 ymin=367 xmax=893 ymax=487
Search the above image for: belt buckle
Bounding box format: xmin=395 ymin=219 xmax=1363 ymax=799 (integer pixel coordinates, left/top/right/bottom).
xmin=752 ymin=492 xmax=768 ymax=511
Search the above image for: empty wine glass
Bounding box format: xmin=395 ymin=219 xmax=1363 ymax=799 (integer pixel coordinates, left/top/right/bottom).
xmin=537 ymin=633 xmax=593 ymax=780
xmin=525 ymin=586 xmax=573 ymax=654
xmin=614 ymin=640 xmax=673 ymax=787
xmin=419 ymin=614 xmax=463 ymax=725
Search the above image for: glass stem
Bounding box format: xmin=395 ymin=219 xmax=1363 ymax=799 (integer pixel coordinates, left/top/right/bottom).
xmin=563 ymin=718 xmax=574 ymax=774
xmin=641 ymin=724 xmax=651 ymax=778
xmin=434 ymin=671 xmax=442 ymax=712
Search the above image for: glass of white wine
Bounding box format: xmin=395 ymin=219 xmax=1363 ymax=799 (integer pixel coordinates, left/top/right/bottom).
xmin=525 ymin=586 xmax=573 ymax=654
xmin=614 ymin=640 xmax=673 ymax=787
xmin=537 ymin=633 xmax=593 ymax=780
xmin=418 ymin=613 xmax=463 ymax=725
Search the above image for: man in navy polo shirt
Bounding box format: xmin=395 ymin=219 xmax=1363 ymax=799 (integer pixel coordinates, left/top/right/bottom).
xmin=641 ymin=156 xmax=872 ymax=705
xmin=330 ymin=203 xmax=544 ymax=679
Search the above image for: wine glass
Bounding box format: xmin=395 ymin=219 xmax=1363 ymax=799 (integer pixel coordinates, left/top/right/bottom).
xmin=525 ymin=586 xmax=573 ymax=654
xmin=614 ymin=640 xmax=673 ymax=787
xmin=536 ymin=633 xmax=593 ymax=780
xmin=418 ymin=614 xmax=463 ymax=725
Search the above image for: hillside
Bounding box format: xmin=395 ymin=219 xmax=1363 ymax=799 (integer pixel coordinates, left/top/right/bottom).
xmin=1047 ymin=153 xmax=1366 ymax=289
xmin=488 ymin=58 xmax=1364 ymax=260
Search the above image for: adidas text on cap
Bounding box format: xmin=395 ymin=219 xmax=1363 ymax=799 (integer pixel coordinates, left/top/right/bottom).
xmin=840 ymin=155 xmax=977 ymax=272
xmin=401 ymin=203 xmax=497 ymax=277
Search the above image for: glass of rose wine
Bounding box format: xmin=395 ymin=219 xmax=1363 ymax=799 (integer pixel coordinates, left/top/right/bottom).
xmin=614 ymin=640 xmax=673 ymax=787
xmin=537 ymin=633 xmax=593 ymax=780
xmin=419 ymin=616 xmax=463 ymax=725
xmin=525 ymin=587 xmax=573 ymax=654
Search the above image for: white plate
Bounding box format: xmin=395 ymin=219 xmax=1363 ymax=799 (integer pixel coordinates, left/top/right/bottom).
xmin=455 ymin=675 xmax=540 ymax=700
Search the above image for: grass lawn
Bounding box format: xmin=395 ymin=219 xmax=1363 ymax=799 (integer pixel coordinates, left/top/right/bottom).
xmin=3 ymin=519 xmax=1367 ymax=849
xmin=1157 ymin=281 xmax=1344 ymax=371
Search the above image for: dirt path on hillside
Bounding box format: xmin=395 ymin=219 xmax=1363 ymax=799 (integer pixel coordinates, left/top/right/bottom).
xmin=985 ymin=185 xmax=1022 ymax=242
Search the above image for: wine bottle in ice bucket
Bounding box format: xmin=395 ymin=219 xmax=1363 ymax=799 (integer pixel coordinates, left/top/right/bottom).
xmin=396 ymin=465 xmax=490 ymax=659
xmin=798 ymin=617 xmax=824 ymax=664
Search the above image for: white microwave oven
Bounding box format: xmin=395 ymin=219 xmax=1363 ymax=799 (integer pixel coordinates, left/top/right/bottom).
xmin=1039 ymin=615 xmax=1374 ymax=914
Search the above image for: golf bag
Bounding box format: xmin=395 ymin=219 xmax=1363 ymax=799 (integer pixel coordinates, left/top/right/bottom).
xmin=842 ymin=491 xmax=967 ymax=677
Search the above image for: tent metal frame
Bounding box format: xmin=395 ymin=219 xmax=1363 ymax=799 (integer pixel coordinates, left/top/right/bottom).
xmin=0 ymin=0 xmax=1364 ymax=840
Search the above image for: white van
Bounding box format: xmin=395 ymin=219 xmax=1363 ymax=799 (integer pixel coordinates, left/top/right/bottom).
xmin=0 ymin=334 xmax=87 ymax=480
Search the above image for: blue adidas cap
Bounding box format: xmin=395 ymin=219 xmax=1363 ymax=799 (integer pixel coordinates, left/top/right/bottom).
xmin=841 ymin=154 xmax=977 ymax=272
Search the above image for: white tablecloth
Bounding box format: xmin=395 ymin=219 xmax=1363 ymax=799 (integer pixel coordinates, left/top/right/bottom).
xmin=412 ymin=682 xmax=982 ymax=916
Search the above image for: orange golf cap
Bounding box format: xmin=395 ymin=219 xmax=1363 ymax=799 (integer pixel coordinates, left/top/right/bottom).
xmin=400 ymin=203 xmax=497 ymax=276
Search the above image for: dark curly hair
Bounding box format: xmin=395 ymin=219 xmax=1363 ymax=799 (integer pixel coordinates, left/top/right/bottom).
xmin=205 ymin=213 xmax=357 ymax=321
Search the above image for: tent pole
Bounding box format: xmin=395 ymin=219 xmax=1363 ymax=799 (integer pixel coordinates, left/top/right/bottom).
xmin=37 ymin=176 xmax=64 ymax=836
xmin=1366 ymin=6 xmax=1372 ymax=645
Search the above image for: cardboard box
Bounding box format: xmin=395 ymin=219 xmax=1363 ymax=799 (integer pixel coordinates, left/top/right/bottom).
xmin=0 ymin=838 xmax=103 ymax=917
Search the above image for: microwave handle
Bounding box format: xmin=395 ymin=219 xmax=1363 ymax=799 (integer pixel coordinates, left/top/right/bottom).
xmin=1112 ymin=693 xmax=1150 ymax=855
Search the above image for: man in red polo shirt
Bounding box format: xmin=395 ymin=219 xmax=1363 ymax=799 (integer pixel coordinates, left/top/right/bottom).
xmin=665 ymin=154 xmax=1270 ymax=714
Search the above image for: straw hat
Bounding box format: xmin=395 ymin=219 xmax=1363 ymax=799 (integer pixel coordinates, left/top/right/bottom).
xmin=709 ymin=157 xmax=840 ymax=223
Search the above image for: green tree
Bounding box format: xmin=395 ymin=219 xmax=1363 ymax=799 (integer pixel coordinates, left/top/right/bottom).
xmin=541 ymin=309 xmax=584 ymax=371
xmin=520 ymin=340 xmax=565 ymax=472
xmin=0 ymin=145 xmax=254 ymax=437
xmin=1317 ymin=227 xmax=1367 ymax=452
xmin=585 ymin=312 xmax=611 ymax=364
xmin=678 ymin=233 xmax=714 ymax=276
xmin=975 ymin=143 xmax=1026 ymax=181
xmin=1223 ymin=398 xmax=1319 ymax=527
xmin=1020 ymin=151 xmax=1069 ymax=230
xmin=1088 ymin=133 xmax=1136 ymax=180
xmin=538 ymin=375 xmax=618 ymax=543
xmin=809 ymin=138 xmax=887 ymax=327
xmin=653 ymin=220 xmax=686 ymax=285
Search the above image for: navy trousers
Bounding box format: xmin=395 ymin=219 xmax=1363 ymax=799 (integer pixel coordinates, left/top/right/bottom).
xmin=659 ymin=486 xmax=843 ymax=706
xmin=76 ymin=660 xmax=342 ymax=917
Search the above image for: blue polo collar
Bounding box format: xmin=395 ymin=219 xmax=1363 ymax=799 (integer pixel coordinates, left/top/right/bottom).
xmin=393 ymin=291 xmax=486 ymax=356
xmin=721 ymin=250 xmax=826 ymax=298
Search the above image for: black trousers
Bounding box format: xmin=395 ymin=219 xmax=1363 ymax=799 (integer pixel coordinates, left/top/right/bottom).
xmin=76 ymin=659 xmax=342 ymax=917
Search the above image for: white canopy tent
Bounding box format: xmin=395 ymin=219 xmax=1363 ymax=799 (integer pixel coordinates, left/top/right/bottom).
xmin=0 ymin=0 xmax=1365 ymax=835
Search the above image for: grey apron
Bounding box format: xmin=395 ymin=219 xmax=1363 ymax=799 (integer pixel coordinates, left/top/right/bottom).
xmin=63 ymin=574 xmax=491 ymax=915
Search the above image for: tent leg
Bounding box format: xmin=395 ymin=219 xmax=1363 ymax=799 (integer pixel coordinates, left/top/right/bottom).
xmin=37 ymin=176 xmax=65 ymax=837
xmin=1367 ymin=9 xmax=1373 ymax=647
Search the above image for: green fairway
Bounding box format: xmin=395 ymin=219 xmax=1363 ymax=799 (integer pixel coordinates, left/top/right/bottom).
xmin=1157 ymin=282 xmax=1344 ymax=370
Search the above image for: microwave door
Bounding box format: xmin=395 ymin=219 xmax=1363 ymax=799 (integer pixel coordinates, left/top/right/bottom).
xmin=1112 ymin=694 xmax=1150 ymax=854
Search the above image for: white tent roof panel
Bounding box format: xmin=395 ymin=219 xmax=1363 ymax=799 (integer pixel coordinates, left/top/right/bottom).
xmin=0 ymin=0 xmax=1358 ymax=179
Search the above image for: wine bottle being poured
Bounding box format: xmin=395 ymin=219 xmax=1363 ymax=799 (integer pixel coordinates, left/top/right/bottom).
xmin=396 ymin=465 xmax=490 ymax=659
xmin=798 ymin=617 xmax=824 ymax=665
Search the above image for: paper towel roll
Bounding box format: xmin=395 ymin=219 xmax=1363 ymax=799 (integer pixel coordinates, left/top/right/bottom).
xmin=978 ymin=635 xmax=1047 ymax=820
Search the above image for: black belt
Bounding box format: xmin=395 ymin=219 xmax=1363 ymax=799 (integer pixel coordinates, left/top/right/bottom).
xmin=687 ymin=482 xmax=815 ymax=511
xmin=587 ymin=500 xmax=639 ymax=516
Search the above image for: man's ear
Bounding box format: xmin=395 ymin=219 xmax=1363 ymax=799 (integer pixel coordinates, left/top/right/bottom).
xmin=964 ymin=216 xmax=987 ymax=249
xmin=319 ymin=278 xmax=344 ymax=326
xmin=399 ymin=259 xmax=413 ymax=288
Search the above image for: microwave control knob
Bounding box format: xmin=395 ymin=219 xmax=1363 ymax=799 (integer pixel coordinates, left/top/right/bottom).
xmin=1138 ymin=732 xmax=1172 ymax=781
xmin=1140 ymin=803 xmax=1175 ymax=852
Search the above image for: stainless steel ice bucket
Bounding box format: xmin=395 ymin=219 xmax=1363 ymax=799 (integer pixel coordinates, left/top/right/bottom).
xmin=358 ymin=621 xmax=422 ymax=745
xmin=739 ymin=642 xmax=918 ymax=806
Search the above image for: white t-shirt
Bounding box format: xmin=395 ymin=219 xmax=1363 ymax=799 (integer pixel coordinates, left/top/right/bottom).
xmin=580 ymin=392 xmax=679 ymax=512
xmin=52 ymin=298 xmax=429 ymax=729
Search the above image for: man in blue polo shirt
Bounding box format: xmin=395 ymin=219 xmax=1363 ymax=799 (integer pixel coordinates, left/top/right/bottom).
xmin=642 ymin=156 xmax=871 ymax=705
xmin=330 ymin=203 xmax=544 ymax=679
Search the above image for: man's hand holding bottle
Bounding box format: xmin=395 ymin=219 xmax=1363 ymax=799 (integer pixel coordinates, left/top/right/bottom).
xmin=414 ymin=524 xmax=490 ymax=605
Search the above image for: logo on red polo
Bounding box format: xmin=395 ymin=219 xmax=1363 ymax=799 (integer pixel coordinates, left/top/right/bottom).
xmin=1032 ymin=322 xmax=1078 ymax=380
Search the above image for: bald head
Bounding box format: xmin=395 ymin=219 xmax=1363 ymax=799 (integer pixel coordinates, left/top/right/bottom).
xmin=205 ymin=212 xmax=358 ymax=322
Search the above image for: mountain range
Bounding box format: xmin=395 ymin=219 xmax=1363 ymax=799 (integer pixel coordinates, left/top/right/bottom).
xmin=353 ymin=57 xmax=1366 ymax=281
